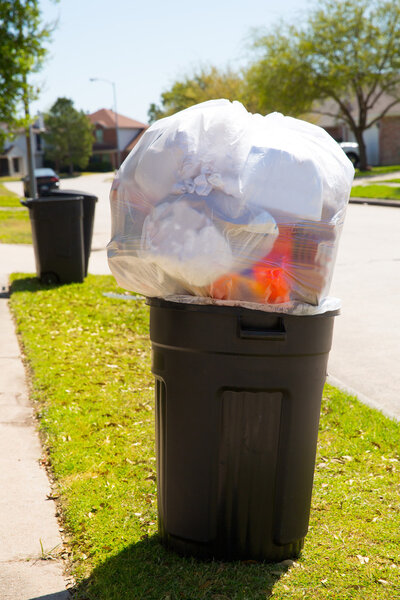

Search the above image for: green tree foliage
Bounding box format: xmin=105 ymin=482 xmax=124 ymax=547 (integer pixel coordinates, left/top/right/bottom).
xmin=148 ymin=65 xmax=254 ymax=122
xmin=0 ymin=0 xmax=54 ymax=145
xmin=43 ymin=98 xmax=94 ymax=174
xmin=246 ymin=0 xmax=400 ymax=170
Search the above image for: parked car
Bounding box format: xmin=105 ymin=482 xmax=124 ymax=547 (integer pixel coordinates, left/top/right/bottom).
xmin=339 ymin=142 xmax=360 ymax=168
xmin=22 ymin=168 xmax=60 ymax=197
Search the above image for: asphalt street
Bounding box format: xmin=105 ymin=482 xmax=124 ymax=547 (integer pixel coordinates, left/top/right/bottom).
xmin=3 ymin=174 xmax=400 ymax=420
xmin=328 ymin=202 xmax=400 ymax=420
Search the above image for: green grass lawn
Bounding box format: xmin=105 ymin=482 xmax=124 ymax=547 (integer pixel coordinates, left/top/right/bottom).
xmin=8 ymin=274 xmax=400 ymax=600
xmin=351 ymin=184 xmax=400 ymax=200
xmin=0 ymin=182 xmax=22 ymax=207
xmin=354 ymin=165 xmax=400 ymax=178
xmin=0 ymin=210 xmax=32 ymax=243
xmin=0 ymin=175 xmax=21 ymax=183
xmin=0 ymin=184 xmax=32 ymax=243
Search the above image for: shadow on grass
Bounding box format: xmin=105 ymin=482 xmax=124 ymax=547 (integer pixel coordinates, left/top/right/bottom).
xmin=9 ymin=276 xmax=76 ymax=294
xmin=72 ymin=535 xmax=283 ymax=600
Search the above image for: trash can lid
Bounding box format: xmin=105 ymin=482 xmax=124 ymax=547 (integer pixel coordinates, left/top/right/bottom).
xmin=20 ymin=195 xmax=84 ymax=207
xmin=146 ymin=296 xmax=340 ymax=318
xmin=41 ymin=189 xmax=98 ymax=201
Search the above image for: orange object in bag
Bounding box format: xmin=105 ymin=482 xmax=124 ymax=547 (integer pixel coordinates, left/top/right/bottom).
xmin=210 ymin=225 xmax=294 ymax=304
xmin=210 ymin=273 xmax=266 ymax=302
xmin=252 ymin=265 xmax=291 ymax=303
xmin=250 ymin=224 xmax=293 ymax=303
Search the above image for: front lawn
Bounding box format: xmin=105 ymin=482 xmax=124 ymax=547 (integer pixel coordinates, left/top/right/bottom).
xmin=0 ymin=210 xmax=32 ymax=243
xmin=0 ymin=175 xmax=21 ymax=183
xmin=0 ymin=182 xmax=22 ymax=207
xmin=351 ymin=184 xmax=400 ymax=200
xmin=9 ymin=274 xmax=400 ymax=600
xmin=354 ymin=165 xmax=400 ymax=178
xmin=0 ymin=184 xmax=32 ymax=243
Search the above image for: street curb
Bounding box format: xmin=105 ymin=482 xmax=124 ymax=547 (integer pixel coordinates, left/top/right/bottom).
xmin=350 ymin=197 xmax=400 ymax=208
xmin=326 ymin=375 xmax=400 ymax=422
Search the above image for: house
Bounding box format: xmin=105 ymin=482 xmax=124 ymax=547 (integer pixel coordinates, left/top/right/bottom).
xmin=87 ymin=109 xmax=148 ymax=170
xmin=0 ymin=118 xmax=44 ymax=177
xmin=311 ymin=93 xmax=400 ymax=166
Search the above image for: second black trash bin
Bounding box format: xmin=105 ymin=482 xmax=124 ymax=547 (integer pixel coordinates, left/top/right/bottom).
xmin=42 ymin=189 xmax=98 ymax=276
xmin=22 ymin=195 xmax=85 ymax=284
xmin=148 ymin=298 xmax=338 ymax=562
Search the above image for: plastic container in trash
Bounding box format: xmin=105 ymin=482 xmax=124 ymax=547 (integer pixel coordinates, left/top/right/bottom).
xmin=42 ymin=189 xmax=97 ymax=276
xmin=148 ymin=297 xmax=338 ymax=562
xmin=22 ymin=195 xmax=85 ymax=284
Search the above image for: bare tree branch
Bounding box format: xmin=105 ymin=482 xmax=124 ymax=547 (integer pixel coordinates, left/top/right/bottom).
xmin=366 ymin=97 xmax=400 ymax=129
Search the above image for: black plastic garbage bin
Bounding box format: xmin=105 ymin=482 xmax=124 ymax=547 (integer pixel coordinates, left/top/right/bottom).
xmin=42 ymin=189 xmax=97 ymax=276
xmin=22 ymin=195 xmax=85 ymax=284
xmin=148 ymin=298 xmax=338 ymax=562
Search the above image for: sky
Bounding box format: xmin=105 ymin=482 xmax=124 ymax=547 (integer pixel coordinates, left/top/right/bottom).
xmin=30 ymin=0 xmax=313 ymax=125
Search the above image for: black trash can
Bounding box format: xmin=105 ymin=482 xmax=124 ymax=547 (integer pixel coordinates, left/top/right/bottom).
xmin=42 ymin=189 xmax=97 ymax=276
xmin=22 ymin=195 xmax=85 ymax=284
xmin=148 ymin=298 xmax=338 ymax=562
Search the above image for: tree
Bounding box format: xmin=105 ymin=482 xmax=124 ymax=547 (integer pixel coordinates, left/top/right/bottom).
xmin=43 ymin=98 xmax=94 ymax=174
xmin=0 ymin=0 xmax=54 ymax=146
xmin=246 ymin=0 xmax=400 ymax=170
xmin=148 ymin=65 xmax=255 ymax=122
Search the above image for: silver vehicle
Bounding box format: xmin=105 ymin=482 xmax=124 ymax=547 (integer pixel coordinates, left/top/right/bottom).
xmin=339 ymin=142 xmax=359 ymax=167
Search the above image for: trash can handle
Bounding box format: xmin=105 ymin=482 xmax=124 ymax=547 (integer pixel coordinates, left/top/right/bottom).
xmin=238 ymin=316 xmax=286 ymax=341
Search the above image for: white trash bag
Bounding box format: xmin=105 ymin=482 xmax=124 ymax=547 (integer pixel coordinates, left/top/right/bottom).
xmin=107 ymin=99 xmax=354 ymax=312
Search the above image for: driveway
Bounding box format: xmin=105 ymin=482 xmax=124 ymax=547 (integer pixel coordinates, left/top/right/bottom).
xmin=3 ymin=175 xmax=400 ymax=419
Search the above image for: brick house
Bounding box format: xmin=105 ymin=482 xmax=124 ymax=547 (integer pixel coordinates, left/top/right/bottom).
xmin=311 ymin=93 xmax=400 ymax=166
xmin=87 ymin=109 xmax=148 ymax=170
xmin=379 ymin=115 xmax=400 ymax=165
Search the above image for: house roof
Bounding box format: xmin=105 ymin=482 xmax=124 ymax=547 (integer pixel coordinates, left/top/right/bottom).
xmin=88 ymin=109 xmax=148 ymax=129
xmin=1 ymin=145 xmax=14 ymax=155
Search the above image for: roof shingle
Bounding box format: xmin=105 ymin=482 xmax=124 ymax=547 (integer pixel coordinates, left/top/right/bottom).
xmin=88 ymin=108 xmax=148 ymax=129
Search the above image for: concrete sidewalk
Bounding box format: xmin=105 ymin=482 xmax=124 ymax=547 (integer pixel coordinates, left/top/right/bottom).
xmin=0 ymin=288 xmax=70 ymax=599
xmin=0 ymin=243 xmax=110 ymax=599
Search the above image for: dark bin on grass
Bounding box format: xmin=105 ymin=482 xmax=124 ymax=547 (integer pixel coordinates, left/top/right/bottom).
xmin=148 ymin=297 xmax=338 ymax=562
xmin=42 ymin=188 xmax=98 ymax=276
xmin=22 ymin=195 xmax=85 ymax=284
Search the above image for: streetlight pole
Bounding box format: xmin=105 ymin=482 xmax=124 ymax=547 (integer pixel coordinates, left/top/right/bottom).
xmin=90 ymin=78 xmax=121 ymax=169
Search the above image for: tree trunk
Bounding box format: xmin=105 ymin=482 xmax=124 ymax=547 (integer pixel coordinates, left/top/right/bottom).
xmin=353 ymin=128 xmax=368 ymax=171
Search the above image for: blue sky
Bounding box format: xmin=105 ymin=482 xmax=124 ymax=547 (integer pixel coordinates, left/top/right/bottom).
xmin=30 ymin=0 xmax=312 ymax=124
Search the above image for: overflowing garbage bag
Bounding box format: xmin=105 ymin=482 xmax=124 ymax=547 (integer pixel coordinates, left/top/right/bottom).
xmin=107 ymin=99 xmax=354 ymax=313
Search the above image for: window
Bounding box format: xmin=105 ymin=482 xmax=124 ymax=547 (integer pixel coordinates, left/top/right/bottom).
xmin=95 ymin=128 xmax=104 ymax=143
xmin=36 ymin=134 xmax=42 ymax=151
xmin=13 ymin=157 xmax=20 ymax=173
